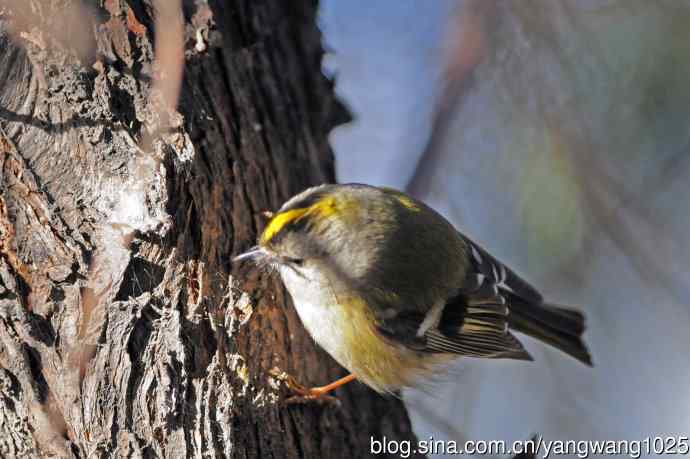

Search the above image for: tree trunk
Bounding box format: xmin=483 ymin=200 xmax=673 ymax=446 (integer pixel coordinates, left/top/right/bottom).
xmin=0 ymin=1 xmax=421 ymax=457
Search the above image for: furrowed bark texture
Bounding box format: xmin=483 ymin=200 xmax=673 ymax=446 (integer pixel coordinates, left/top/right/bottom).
xmin=0 ymin=1 xmax=421 ymax=457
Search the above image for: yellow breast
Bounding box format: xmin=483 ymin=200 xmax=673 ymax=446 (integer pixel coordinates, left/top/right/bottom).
xmin=338 ymin=295 xmax=432 ymax=393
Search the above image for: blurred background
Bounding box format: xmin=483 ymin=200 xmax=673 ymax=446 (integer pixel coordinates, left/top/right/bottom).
xmin=319 ymin=0 xmax=690 ymax=456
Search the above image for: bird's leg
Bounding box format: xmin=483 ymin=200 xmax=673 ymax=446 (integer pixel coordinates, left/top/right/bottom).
xmin=291 ymin=373 xmax=356 ymax=397
xmin=277 ymin=372 xmax=356 ymax=405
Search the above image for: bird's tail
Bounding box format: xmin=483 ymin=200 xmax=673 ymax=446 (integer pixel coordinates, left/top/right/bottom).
xmin=506 ymin=296 xmax=592 ymax=366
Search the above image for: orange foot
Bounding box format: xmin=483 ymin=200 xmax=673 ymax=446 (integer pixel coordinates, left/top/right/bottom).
xmin=271 ymin=370 xmax=356 ymax=406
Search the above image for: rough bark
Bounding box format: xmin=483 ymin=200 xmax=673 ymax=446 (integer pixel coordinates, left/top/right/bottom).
xmin=0 ymin=1 xmax=421 ymax=457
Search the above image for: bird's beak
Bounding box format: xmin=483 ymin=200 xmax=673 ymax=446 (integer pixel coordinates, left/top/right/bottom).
xmin=233 ymin=246 xmax=266 ymax=263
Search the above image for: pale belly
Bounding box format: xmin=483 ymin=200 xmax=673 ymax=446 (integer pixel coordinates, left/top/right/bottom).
xmin=279 ymin=265 xmax=362 ymax=371
xmin=278 ymin=265 xmax=446 ymax=393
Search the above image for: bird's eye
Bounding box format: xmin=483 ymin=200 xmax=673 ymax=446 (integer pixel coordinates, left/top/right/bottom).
xmin=286 ymin=257 xmax=304 ymax=266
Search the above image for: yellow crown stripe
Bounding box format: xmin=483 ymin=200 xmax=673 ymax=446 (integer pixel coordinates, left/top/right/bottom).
xmin=312 ymin=196 xmax=338 ymax=217
xmin=260 ymin=196 xmax=340 ymax=244
xmin=261 ymin=207 xmax=309 ymax=244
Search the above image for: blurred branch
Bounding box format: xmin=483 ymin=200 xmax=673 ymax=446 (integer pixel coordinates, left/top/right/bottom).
xmin=540 ymin=4 xmax=690 ymax=304
xmin=406 ymin=0 xmax=496 ymax=199
xmin=507 ymin=2 xmax=690 ymax=306
xmin=140 ymin=0 xmax=184 ymax=152
xmin=0 ymin=0 xmax=96 ymax=61
xmin=567 ymin=139 xmax=690 ymax=305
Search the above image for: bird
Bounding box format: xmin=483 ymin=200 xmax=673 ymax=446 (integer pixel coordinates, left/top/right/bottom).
xmin=235 ymin=183 xmax=591 ymax=399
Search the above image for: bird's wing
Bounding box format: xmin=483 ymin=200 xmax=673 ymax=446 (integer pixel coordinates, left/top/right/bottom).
xmin=376 ymin=235 xmax=541 ymax=360
xmin=459 ymin=234 xmax=543 ymax=305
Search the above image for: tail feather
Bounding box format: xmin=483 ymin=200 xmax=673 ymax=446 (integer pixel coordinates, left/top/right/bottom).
xmin=507 ymin=296 xmax=592 ymax=366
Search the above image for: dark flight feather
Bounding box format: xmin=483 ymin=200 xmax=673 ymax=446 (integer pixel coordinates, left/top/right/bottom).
xmin=377 ymin=235 xmax=592 ymax=366
xmin=428 ymin=236 xmax=592 ymax=365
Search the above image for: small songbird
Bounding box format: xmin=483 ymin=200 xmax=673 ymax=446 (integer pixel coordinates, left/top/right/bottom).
xmin=235 ymin=184 xmax=591 ymax=399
